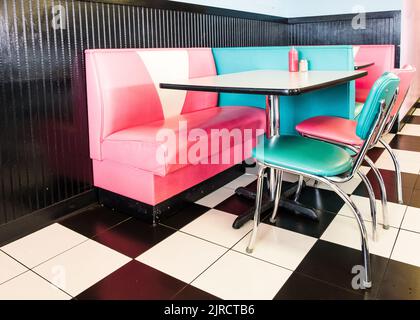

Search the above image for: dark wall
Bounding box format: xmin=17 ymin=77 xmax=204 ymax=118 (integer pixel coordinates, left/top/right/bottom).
xmin=0 ymin=0 xmax=288 ymax=228
xmin=288 ymin=11 xmax=401 ymax=67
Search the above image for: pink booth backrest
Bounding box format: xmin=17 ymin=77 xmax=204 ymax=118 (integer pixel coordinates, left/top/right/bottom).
xmin=390 ymin=65 xmax=417 ymax=118
xmin=85 ymin=48 xmax=218 ymax=161
xmin=354 ymin=45 xmax=396 ymax=102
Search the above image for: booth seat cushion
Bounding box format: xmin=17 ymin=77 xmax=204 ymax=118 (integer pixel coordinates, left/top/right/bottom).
xmin=102 ymin=106 xmax=266 ymax=177
xmin=86 ymin=48 xmax=218 ymax=160
xmin=296 ymin=116 xmax=364 ymax=146
xmin=354 ymin=45 xmax=395 ymax=102
xmin=253 ymin=136 xmax=354 ymax=177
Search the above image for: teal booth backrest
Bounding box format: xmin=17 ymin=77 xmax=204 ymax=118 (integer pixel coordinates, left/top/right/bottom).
xmin=212 ymin=46 xmax=356 ymax=135
xmin=356 ymin=72 xmax=400 ymax=140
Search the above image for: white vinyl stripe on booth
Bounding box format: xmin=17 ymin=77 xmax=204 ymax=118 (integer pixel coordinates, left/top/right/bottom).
xmin=138 ymin=50 xmax=189 ymax=119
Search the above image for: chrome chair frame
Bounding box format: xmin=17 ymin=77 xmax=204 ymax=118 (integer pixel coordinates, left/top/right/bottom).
xmin=299 ymin=91 xmax=399 ymax=231
xmin=248 ymin=164 xmax=372 ymax=289
xmin=247 ymin=90 xmax=398 ymax=288
xmin=377 ymin=85 xmax=412 ymax=204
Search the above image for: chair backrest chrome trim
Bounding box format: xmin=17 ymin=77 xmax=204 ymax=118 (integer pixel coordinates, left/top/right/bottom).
xmin=351 ymin=73 xmax=400 ymax=177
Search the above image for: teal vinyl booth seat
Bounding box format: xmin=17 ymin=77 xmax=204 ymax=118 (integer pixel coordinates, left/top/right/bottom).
xmin=212 ymin=46 xmax=356 ymax=135
xmin=247 ymin=73 xmax=400 ymax=289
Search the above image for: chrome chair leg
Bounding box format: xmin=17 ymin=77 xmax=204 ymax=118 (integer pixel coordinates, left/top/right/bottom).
xmin=380 ymin=139 xmax=403 ymax=204
xmin=358 ymin=171 xmax=377 ymax=241
xmin=364 ymin=156 xmax=390 ymax=230
xmin=270 ymin=170 xmax=284 ymax=224
xmin=294 ymin=175 xmax=304 ymax=202
xmin=247 ymin=165 xmax=266 ymax=254
xmin=269 ymin=168 xmax=278 ymax=201
xmin=319 ymin=177 xmax=372 ymax=288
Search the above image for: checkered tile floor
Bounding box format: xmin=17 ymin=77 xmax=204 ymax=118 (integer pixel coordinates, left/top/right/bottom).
xmin=2 ymin=112 xmax=420 ymax=300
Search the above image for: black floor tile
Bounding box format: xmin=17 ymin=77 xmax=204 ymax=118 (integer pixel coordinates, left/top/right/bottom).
xmin=59 ymin=205 xmax=130 ymax=238
xmin=353 ymin=169 xmax=416 ymax=204
xmin=266 ymin=206 xmax=336 ymax=239
xmin=409 ymin=190 xmax=420 ymax=209
xmin=295 ymin=240 xmax=388 ymax=298
xmin=172 ymin=286 xmax=220 ymax=300
xmin=215 ymin=194 xmax=254 ymax=216
xmin=274 ymin=272 xmax=363 ymax=300
xmin=215 ymin=180 xmax=292 ymax=216
xmin=76 ymin=260 xmax=187 ymax=300
xmin=377 ymin=260 xmax=420 ymax=300
xmin=364 ymin=147 xmax=386 ymax=164
xmin=298 ymin=186 xmax=344 ymax=215
xmin=389 ymin=135 xmax=420 ymax=153
xmin=245 ymin=180 xmax=294 ymax=194
xmin=404 ymin=115 xmax=420 ymax=125
xmin=93 ymin=218 xmax=176 ymax=258
xmin=160 ymin=203 xmax=210 ymax=230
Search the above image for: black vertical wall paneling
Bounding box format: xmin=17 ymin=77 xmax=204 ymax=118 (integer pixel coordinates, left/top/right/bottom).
xmin=0 ymin=0 xmax=289 ymax=227
xmin=287 ymin=11 xmax=401 ymax=67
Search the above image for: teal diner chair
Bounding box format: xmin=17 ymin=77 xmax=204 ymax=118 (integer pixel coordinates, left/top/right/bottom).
xmin=247 ymin=73 xmax=400 ymax=289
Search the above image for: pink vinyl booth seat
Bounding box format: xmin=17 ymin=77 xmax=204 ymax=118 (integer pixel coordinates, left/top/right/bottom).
xmin=354 ymin=45 xmax=396 ymax=104
xmin=85 ymin=48 xmax=265 ymax=207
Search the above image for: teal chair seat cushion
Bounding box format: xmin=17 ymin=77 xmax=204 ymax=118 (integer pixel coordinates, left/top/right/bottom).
xmin=253 ymin=136 xmax=354 ymax=177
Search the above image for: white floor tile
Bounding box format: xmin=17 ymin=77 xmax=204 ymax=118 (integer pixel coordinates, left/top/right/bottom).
xmin=375 ymin=149 xmax=420 ymax=174
xmin=375 ymin=134 xmax=395 ymax=148
xmin=181 ymin=209 xmax=252 ymax=248
xmin=321 ymin=215 xmax=399 ymax=258
xmin=401 ymin=207 xmax=420 ymax=234
xmin=399 ymin=124 xmax=420 ymax=137
xmin=33 ymin=240 xmax=130 ymax=297
xmin=233 ymin=224 xmax=317 ymax=270
xmin=0 ymin=251 xmax=28 ymax=285
xmin=414 ymin=109 xmax=420 ymax=116
xmin=337 ymin=195 xmax=407 ymax=228
xmin=137 ymin=232 xmax=227 ymax=283
xmin=196 ymin=187 xmax=235 ymax=208
xmin=0 ymin=271 xmax=71 ymax=300
xmin=1 ymin=224 xmax=88 ymax=268
xmin=223 ymin=174 xmax=257 ymax=190
xmin=192 ymin=250 xmax=292 ymax=300
xmin=391 ymin=230 xmax=420 ymax=267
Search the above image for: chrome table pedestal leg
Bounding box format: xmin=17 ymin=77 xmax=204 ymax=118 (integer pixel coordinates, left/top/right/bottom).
xmin=232 ymin=95 xmax=318 ymax=230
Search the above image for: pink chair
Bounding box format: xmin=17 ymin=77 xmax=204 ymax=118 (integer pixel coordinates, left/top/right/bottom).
xmin=85 ymin=48 xmax=265 ymax=217
xmin=296 ymin=66 xmax=416 ymax=229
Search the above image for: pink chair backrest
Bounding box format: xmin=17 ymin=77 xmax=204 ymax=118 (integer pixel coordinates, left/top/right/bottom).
xmin=354 ymin=45 xmax=396 ymax=102
xmin=85 ymin=48 xmax=218 ymax=160
xmin=390 ymin=65 xmax=417 ymax=117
